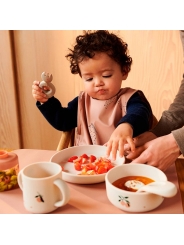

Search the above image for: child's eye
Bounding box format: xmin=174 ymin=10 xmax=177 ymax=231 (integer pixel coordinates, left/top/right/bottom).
xmin=85 ymin=78 xmax=93 ymax=81
xmin=103 ymin=75 xmax=112 ymax=78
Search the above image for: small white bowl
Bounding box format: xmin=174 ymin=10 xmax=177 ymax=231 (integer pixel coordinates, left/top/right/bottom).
xmin=105 ymin=163 xmax=176 ymax=213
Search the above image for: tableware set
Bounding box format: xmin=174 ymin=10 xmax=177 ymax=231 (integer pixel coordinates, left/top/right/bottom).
xmin=2 ymin=145 xmax=175 ymax=214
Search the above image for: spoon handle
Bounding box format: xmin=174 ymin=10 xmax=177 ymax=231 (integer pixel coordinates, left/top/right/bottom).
xmin=137 ymin=181 xmax=177 ymax=198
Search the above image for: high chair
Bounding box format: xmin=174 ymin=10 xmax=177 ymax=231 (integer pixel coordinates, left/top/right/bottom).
xmin=56 ymin=129 xmax=75 ymax=151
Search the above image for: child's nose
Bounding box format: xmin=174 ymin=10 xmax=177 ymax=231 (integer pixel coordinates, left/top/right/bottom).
xmin=95 ymin=78 xmax=104 ymax=86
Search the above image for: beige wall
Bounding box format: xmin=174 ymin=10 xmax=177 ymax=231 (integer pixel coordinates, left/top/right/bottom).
xmin=0 ymin=30 xmax=183 ymax=150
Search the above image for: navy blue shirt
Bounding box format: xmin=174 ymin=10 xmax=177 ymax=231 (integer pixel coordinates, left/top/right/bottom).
xmin=36 ymin=91 xmax=153 ymax=137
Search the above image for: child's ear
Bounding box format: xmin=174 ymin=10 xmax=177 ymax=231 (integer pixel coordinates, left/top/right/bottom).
xmin=122 ymin=73 xmax=128 ymax=80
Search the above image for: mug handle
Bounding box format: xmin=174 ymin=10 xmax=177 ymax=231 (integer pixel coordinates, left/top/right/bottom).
xmin=17 ymin=170 xmax=23 ymax=190
xmin=54 ymin=179 xmax=70 ymax=207
xmin=39 ymin=81 xmax=56 ymax=98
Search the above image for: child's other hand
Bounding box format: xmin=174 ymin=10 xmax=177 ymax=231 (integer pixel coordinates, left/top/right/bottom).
xmin=32 ymin=80 xmax=49 ymax=103
xmin=105 ymin=123 xmax=135 ymax=161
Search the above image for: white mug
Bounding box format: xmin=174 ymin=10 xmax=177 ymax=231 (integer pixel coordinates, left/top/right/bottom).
xmin=18 ymin=162 xmax=70 ymax=213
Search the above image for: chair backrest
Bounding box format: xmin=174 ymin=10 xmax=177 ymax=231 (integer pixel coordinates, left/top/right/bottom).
xmin=56 ymin=129 xmax=75 ymax=151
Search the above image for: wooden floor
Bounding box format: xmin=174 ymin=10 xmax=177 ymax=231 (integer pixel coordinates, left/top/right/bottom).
xmin=175 ymin=158 xmax=184 ymax=212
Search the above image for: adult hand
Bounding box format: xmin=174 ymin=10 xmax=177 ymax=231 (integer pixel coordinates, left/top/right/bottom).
xmin=126 ymin=133 xmax=181 ymax=171
xmin=133 ymin=131 xmax=157 ymax=147
xmin=106 ymin=123 xmax=135 ymax=161
xmin=124 ymin=131 xmax=157 ymax=155
xmin=32 ymin=81 xmax=49 ymax=103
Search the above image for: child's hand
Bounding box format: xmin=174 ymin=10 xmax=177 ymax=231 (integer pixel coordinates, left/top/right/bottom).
xmin=105 ymin=123 xmax=135 ymax=161
xmin=32 ymin=80 xmax=49 ymax=103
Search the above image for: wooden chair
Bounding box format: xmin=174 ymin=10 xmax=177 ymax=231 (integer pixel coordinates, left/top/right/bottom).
xmin=56 ymin=129 xmax=75 ymax=151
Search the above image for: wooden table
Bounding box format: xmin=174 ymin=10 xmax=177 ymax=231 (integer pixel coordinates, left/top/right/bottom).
xmin=0 ymin=149 xmax=183 ymax=214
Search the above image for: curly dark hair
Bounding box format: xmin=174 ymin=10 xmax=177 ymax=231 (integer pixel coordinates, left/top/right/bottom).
xmin=65 ymin=30 xmax=133 ymax=76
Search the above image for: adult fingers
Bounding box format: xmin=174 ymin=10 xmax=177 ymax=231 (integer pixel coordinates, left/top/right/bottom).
xmin=127 ymin=146 xmax=146 ymax=161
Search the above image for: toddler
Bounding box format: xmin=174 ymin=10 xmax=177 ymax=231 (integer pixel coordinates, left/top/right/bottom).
xmin=32 ymin=30 xmax=154 ymax=160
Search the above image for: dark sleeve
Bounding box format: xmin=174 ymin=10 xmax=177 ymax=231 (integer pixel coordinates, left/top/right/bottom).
xmin=116 ymin=91 xmax=153 ymax=137
xmin=36 ymin=96 xmax=78 ymax=131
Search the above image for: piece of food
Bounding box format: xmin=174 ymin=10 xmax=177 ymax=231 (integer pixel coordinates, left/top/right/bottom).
xmin=68 ymin=153 xmax=115 ymax=175
xmin=68 ymin=156 xmax=78 ymax=162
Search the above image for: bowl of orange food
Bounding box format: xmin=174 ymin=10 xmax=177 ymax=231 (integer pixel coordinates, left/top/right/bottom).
xmin=105 ymin=163 xmax=177 ymax=213
xmin=50 ymin=145 xmax=125 ymax=184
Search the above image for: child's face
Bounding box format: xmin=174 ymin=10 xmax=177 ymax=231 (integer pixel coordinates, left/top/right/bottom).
xmin=79 ymin=52 xmax=127 ymax=100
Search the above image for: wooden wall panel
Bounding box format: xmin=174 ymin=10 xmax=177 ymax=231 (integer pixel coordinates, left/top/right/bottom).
xmin=118 ymin=30 xmax=183 ymax=119
xmin=0 ymin=31 xmax=21 ymax=149
xmin=11 ymin=30 xmax=184 ymax=150
xmin=13 ymin=30 xmax=83 ymax=150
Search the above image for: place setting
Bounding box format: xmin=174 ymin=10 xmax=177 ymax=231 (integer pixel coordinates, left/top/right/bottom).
xmin=0 ymin=146 xmax=181 ymax=214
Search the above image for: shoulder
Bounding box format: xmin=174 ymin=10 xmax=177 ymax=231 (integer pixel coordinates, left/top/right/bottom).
xmin=117 ymin=88 xmax=138 ymax=103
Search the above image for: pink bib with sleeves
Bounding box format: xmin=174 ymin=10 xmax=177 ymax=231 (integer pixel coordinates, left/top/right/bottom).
xmin=74 ymin=88 xmax=137 ymax=146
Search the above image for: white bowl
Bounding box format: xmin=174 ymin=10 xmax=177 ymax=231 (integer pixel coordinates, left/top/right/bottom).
xmin=105 ymin=163 xmax=174 ymax=213
xmin=50 ymin=145 xmax=125 ymax=184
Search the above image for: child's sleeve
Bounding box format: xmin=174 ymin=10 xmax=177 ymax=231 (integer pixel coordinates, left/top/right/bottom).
xmin=116 ymin=91 xmax=153 ymax=137
xmin=36 ymin=96 xmax=78 ymax=131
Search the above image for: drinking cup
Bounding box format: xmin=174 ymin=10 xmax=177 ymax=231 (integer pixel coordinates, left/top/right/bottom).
xmin=18 ymin=161 xmax=70 ymax=213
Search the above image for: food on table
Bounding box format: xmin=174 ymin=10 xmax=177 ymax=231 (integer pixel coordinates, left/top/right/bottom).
xmin=0 ymin=150 xmax=19 ymax=191
xmin=67 ymin=153 xmax=115 ymax=175
xmin=0 ymin=167 xmax=18 ymax=191
xmin=112 ymin=176 xmax=155 ymax=192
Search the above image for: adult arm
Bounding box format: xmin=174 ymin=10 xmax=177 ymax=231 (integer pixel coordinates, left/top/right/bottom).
xmin=127 ymin=78 xmax=184 ymax=154
xmin=125 ymin=78 xmax=184 ymax=169
xmin=151 ymin=77 xmax=184 ymax=136
xmin=151 ymin=77 xmax=184 ymax=155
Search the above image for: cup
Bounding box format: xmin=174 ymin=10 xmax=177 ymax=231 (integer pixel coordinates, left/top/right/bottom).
xmin=18 ymin=162 xmax=70 ymax=213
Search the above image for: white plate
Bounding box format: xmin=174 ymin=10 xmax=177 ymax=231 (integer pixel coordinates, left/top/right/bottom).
xmin=50 ymin=145 xmax=125 ymax=184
